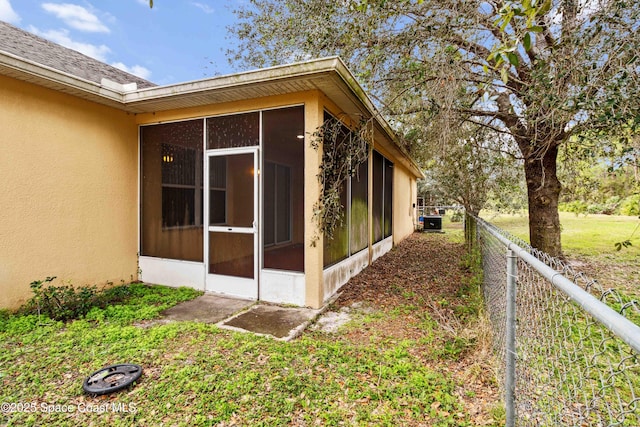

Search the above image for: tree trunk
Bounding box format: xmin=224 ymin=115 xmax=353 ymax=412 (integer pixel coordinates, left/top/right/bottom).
xmin=524 ymin=144 xmax=563 ymax=258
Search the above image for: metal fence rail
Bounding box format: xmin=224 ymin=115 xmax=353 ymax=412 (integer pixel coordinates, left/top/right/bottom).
xmin=467 ymin=214 xmax=640 ymax=426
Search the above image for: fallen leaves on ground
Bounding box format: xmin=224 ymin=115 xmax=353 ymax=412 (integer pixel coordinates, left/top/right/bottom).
xmin=326 ymin=231 xmax=502 ymax=425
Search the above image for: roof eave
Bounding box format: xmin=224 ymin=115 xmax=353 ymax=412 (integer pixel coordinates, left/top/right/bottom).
xmin=0 ymin=51 xmax=125 ymax=107
xmin=0 ymin=52 xmax=423 ymax=178
xmin=328 ymin=60 xmax=425 ymax=179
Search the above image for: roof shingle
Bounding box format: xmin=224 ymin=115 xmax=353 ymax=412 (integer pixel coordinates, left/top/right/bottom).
xmin=0 ymin=21 xmax=156 ymax=89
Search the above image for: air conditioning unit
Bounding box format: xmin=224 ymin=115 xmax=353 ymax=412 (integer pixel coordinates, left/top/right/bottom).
xmin=422 ymin=215 xmax=442 ymax=231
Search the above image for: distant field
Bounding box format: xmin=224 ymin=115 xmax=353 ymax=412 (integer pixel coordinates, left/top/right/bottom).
xmin=478 ymin=211 xmax=640 ymax=295
xmin=481 ymin=212 xmax=640 ymax=259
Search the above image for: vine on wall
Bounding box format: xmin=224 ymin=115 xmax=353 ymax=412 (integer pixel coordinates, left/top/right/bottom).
xmin=310 ymin=115 xmax=372 ymax=244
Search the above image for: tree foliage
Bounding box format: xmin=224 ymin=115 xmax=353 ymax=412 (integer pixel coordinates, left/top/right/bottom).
xmin=418 ymin=125 xmax=524 ymax=216
xmin=229 ymin=0 xmax=640 ymax=256
xmin=309 ymin=115 xmax=371 ymax=242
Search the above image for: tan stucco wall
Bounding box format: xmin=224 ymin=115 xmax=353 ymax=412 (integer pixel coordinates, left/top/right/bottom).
xmin=392 ymin=164 xmax=418 ymax=244
xmin=303 ymin=94 xmax=324 ymax=308
xmin=0 ymin=75 xmax=139 ymax=310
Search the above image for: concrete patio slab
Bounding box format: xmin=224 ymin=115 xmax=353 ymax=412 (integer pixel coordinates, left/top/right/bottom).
xmin=156 ymin=293 xmax=326 ymax=341
xmin=219 ymin=304 xmax=322 ymax=341
xmin=160 ymin=294 xmax=254 ymax=324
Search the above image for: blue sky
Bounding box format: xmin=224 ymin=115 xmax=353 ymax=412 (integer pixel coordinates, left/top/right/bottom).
xmin=0 ymin=0 xmax=245 ymax=85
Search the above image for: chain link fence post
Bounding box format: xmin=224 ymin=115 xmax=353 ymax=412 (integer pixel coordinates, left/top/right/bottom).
xmin=472 ymin=214 xmax=640 ymax=425
xmin=506 ymin=249 xmax=517 ymax=427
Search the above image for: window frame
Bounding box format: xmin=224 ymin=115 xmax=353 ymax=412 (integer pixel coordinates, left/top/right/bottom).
xmin=160 ymin=142 xmax=203 ymax=230
xmin=263 ymin=160 xmax=293 ymax=247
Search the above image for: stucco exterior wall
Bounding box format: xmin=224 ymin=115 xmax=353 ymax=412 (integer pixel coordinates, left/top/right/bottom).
xmin=393 ymin=163 xmax=418 ymax=244
xmin=0 ymin=75 xmax=139 ymax=310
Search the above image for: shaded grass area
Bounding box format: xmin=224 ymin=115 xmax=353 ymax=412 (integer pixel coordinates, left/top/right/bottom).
xmin=0 ymin=233 xmax=499 ymax=426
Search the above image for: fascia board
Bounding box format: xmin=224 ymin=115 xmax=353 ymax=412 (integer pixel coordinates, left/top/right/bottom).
xmin=0 ymin=51 xmax=124 ymax=104
xmin=122 ymin=57 xmax=343 ymax=104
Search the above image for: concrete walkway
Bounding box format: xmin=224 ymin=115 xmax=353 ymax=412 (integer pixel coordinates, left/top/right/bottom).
xmin=159 ymin=294 xmax=323 ymax=341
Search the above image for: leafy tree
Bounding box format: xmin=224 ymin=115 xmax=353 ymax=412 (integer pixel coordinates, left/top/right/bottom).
xmin=558 ymin=124 xmax=640 ymax=212
xmin=418 ymin=125 xmax=524 ymax=216
xmin=229 ymin=0 xmax=640 ymax=256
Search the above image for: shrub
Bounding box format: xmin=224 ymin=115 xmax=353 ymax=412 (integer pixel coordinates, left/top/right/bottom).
xmin=19 ymin=278 xmax=135 ymax=322
xmin=587 ymin=203 xmax=605 ymax=215
xmin=620 ymin=194 xmax=640 ymax=216
xmin=18 ymin=277 xmax=97 ymax=321
xmin=450 ymin=210 xmax=463 ymax=222
xmin=559 ymin=200 xmax=588 ymax=216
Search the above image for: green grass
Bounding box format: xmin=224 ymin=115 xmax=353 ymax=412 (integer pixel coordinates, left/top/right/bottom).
xmin=478 ymin=212 xmax=640 ymax=425
xmin=482 ymin=211 xmax=640 ymax=262
xmin=0 ymin=283 xmax=478 ymax=427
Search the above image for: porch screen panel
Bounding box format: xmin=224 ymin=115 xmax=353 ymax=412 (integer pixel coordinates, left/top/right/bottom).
xmin=209 ymin=231 xmax=254 ymax=278
xmin=206 ymin=112 xmax=259 ymax=149
xmin=276 ymin=165 xmax=291 ymax=243
xmin=141 ymin=119 xmax=204 ymax=262
xmin=322 ymin=112 xmax=352 ymax=267
xmin=262 ymin=106 xmax=305 ymax=272
xmin=372 ymin=151 xmax=384 ymax=243
xmin=350 ymin=159 xmax=368 ymax=254
xmin=323 ymin=181 xmax=349 ymax=267
xmin=263 ymin=162 xmax=276 ymax=246
xmin=384 ymin=159 xmax=393 ymax=238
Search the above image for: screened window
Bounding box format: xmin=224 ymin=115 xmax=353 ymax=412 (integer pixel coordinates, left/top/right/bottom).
xmin=141 ymin=119 xmax=204 ymax=262
xmin=350 ymin=160 xmax=369 ymax=254
xmin=322 ymin=112 xmax=370 ymax=267
xmin=384 ymin=160 xmax=393 ymax=238
xmin=323 ymin=180 xmax=349 ymax=267
xmin=373 ymin=150 xmax=393 ymax=243
xmin=209 ymin=156 xmax=226 ymax=225
xmin=161 ymin=143 xmax=199 ymax=228
xmin=373 ymin=151 xmax=384 ymax=243
xmin=264 ymin=162 xmax=292 ymax=246
xmin=207 ymin=112 xmax=259 ymax=149
xmin=262 ymin=106 xmax=305 ymax=272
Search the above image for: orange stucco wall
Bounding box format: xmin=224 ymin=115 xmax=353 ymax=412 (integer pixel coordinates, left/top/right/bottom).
xmin=0 ymin=75 xmax=139 ymax=310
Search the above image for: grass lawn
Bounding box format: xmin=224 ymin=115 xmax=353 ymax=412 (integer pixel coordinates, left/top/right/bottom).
xmin=0 ymin=233 xmax=500 ymax=427
xmin=481 ymin=211 xmax=640 ymax=296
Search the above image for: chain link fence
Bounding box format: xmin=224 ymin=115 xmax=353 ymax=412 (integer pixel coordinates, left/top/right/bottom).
xmin=466 ymin=214 xmax=640 ymax=426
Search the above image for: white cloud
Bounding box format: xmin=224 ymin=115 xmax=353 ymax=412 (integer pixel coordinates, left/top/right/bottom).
xmin=28 ymin=26 xmax=111 ymax=61
xmin=191 ymin=2 xmax=214 ymax=14
xmin=135 ymin=0 xmax=155 ymax=8
xmin=111 ymin=62 xmax=152 ymax=80
xmin=0 ymin=0 xmax=20 ymax=24
xmin=42 ymin=3 xmax=109 ymax=33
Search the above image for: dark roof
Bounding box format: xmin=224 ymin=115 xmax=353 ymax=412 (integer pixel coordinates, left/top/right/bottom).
xmin=0 ymin=21 xmax=155 ymax=89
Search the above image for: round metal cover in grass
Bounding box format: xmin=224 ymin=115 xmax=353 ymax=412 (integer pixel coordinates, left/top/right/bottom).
xmin=83 ymin=364 xmax=142 ymax=395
